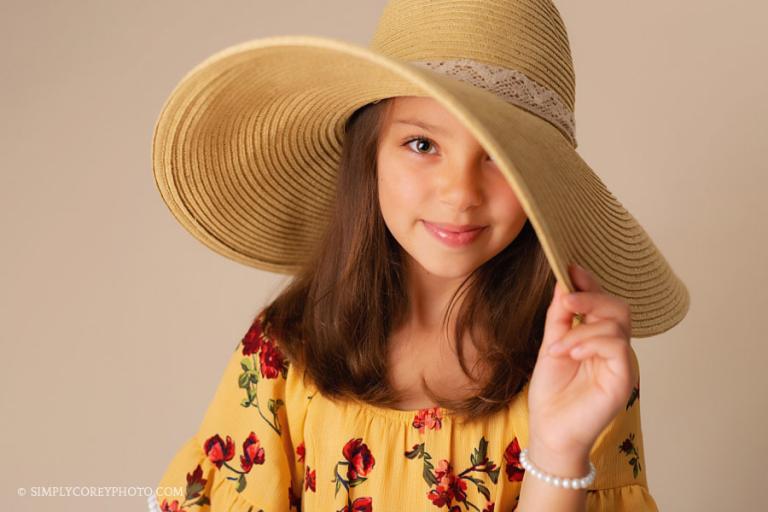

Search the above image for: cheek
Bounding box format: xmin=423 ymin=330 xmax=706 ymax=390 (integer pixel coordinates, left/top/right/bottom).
xmin=377 ymin=161 xmax=428 ymax=223
xmin=488 ymin=171 xmax=524 ymax=214
xmin=488 ymin=180 xmax=527 ymax=235
xmin=497 ymin=190 xmax=524 ymax=218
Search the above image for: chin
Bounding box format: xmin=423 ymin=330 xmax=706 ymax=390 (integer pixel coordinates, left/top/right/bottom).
xmin=412 ymin=254 xmax=482 ymax=279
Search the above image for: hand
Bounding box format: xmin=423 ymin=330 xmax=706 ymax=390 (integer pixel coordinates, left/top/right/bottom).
xmin=527 ymin=263 xmax=638 ymax=460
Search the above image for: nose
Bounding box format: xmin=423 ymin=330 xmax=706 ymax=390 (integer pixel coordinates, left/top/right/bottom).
xmin=436 ymin=159 xmax=484 ymax=212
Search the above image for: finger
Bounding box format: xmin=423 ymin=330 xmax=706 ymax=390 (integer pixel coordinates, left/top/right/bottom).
xmin=565 ymin=336 xmax=631 ymax=375
xmin=553 ymin=278 xmax=570 ymax=302
xmin=561 ymin=292 xmax=631 ymax=338
xmin=569 ymin=263 xmax=603 ymax=294
xmin=548 ymin=319 xmax=624 ymax=356
xmin=570 ymin=337 xmax=636 ymax=397
xmin=542 ymin=279 xmax=579 ymax=348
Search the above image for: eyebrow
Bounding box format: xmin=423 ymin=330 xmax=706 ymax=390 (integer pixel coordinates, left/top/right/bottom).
xmin=392 ymin=119 xmax=449 ymax=136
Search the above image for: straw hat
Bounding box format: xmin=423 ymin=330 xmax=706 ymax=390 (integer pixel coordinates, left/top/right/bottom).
xmin=151 ymin=0 xmax=690 ymax=337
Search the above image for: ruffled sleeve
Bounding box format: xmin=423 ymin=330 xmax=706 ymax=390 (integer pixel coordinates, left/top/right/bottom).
xmin=150 ymin=312 xmax=311 ymax=512
xmin=585 ymin=347 xmax=659 ymax=511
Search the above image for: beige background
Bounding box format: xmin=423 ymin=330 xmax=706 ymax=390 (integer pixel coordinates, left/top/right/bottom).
xmin=1 ymin=1 xmax=765 ymax=510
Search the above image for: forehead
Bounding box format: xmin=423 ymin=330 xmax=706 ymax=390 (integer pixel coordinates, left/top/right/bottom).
xmin=382 ymin=96 xmax=474 ymax=139
xmin=386 ymin=96 xmax=448 ymax=122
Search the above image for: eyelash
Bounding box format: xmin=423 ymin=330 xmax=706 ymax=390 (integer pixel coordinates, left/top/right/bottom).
xmin=401 ymin=134 xmax=495 ymax=162
xmin=402 ymin=134 xmax=438 ymax=156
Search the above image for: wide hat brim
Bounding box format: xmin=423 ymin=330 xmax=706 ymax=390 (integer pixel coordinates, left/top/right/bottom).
xmin=152 ymin=35 xmax=690 ymax=338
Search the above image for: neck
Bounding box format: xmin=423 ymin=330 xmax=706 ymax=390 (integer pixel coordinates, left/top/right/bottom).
xmin=401 ymin=254 xmax=471 ymax=333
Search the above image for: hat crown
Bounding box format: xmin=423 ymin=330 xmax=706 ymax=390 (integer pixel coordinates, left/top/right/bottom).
xmin=369 ymin=0 xmax=576 ymax=115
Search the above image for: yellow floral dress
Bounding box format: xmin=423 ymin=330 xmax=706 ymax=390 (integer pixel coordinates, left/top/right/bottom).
xmin=150 ymin=312 xmax=658 ymax=511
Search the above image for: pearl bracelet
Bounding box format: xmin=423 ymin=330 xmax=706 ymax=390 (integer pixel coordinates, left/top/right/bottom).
xmin=519 ymin=448 xmax=596 ymax=490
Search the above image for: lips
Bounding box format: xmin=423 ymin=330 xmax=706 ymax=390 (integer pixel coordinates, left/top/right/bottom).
xmin=423 ymin=221 xmax=486 ymax=233
xmin=422 ymin=220 xmax=486 ymax=248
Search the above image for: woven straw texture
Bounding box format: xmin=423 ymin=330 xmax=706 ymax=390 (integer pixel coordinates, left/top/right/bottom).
xmin=152 ymin=0 xmax=689 ymax=337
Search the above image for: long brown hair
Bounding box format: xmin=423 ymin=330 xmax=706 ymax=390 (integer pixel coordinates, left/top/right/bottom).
xmin=258 ymin=98 xmax=556 ymax=424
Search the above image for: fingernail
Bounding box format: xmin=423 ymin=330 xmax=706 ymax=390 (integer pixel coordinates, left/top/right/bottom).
xmin=548 ymin=341 xmax=563 ymax=355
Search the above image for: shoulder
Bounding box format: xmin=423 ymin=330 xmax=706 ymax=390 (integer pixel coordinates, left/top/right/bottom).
xmin=154 ymin=313 xmax=314 ymax=511
xmin=206 ymin=312 xmax=316 ymax=436
xmin=235 ymin=312 xmax=317 ymax=423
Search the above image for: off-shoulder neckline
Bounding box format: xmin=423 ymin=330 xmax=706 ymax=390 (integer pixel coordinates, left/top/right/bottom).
xmin=349 ymin=399 xmax=455 ymax=422
xmin=316 ymin=381 xmax=530 ymax=424
xmin=304 ymin=383 xmax=459 ymax=423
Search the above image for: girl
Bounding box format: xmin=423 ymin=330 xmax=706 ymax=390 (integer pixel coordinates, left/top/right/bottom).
xmin=149 ymin=1 xmax=689 ymax=511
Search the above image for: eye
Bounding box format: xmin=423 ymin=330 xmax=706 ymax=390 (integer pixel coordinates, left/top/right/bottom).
xmin=403 ymin=135 xmax=438 ymax=156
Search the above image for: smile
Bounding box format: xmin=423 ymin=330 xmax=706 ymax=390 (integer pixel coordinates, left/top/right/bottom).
xmin=422 ymin=220 xmax=487 ymax=248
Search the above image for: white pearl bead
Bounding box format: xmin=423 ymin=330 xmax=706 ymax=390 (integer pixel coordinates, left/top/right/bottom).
xmin=519 ymin=448 xmax=595 ymax=490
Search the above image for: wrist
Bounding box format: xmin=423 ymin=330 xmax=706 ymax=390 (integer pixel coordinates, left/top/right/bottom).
xmin=526 ymin=438 xmax=591 ymax=478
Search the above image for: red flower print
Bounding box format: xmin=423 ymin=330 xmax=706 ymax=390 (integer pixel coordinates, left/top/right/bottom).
xmin=259 ymin=338 xmax=287 ymax=379
xmin=241 ymin=315 xmax=289 ymax=381
xmin=305 ymin=465 xmax=316 ymax=492
xmin=237 ymin=317 xmax=288 ymax=434
xmin=406 ymin=437 xmax=500 ymax=509
xmin=202 ymin=433 xmax=267 ymax=493
xmin=203 ymin=434 xmax=235 ymax=469
xmin=342 ymin=438 xmax=376 ymax=481
xmin=240 ymin=432 xmax=266 ymax=472
xmin=296 ymin=441 xmax=306 ymax=462
xmin=241 ymin=317 xmax=266 ymax=356
xmin=160 ymin=498 xmax=184 ymax=512
xmin=503 ymin=437 xmax=525 ymax=482
xmin=161 ymin=464 xmax=209 ymax=511
xmin=483 ymin=501 xmax=495 ymax=512
xmin=184 ymin=464 xmax=207 ymax=500
xmin=412 ymin=407 xmax=443 ymax=434
xmin=333 ymin=438 xmax=376 ymax=497
xmin=427 ymin=460 xmax=468 ymax=506
xmin=337 ymin=496 xmax=373 ymax=512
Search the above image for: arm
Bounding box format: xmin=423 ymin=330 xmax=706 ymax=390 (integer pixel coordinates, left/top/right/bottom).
xmin=518 ymin=386 xmax=658 ymax=512
xmin=518 ymin=263 xmax=640 ymax=511
xmin=517 ymin=440 xmax=590 ymax=511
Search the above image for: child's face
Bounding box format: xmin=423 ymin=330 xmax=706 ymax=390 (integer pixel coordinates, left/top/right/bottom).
xmin=376 ymin=96 xmax=528 ymax=280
